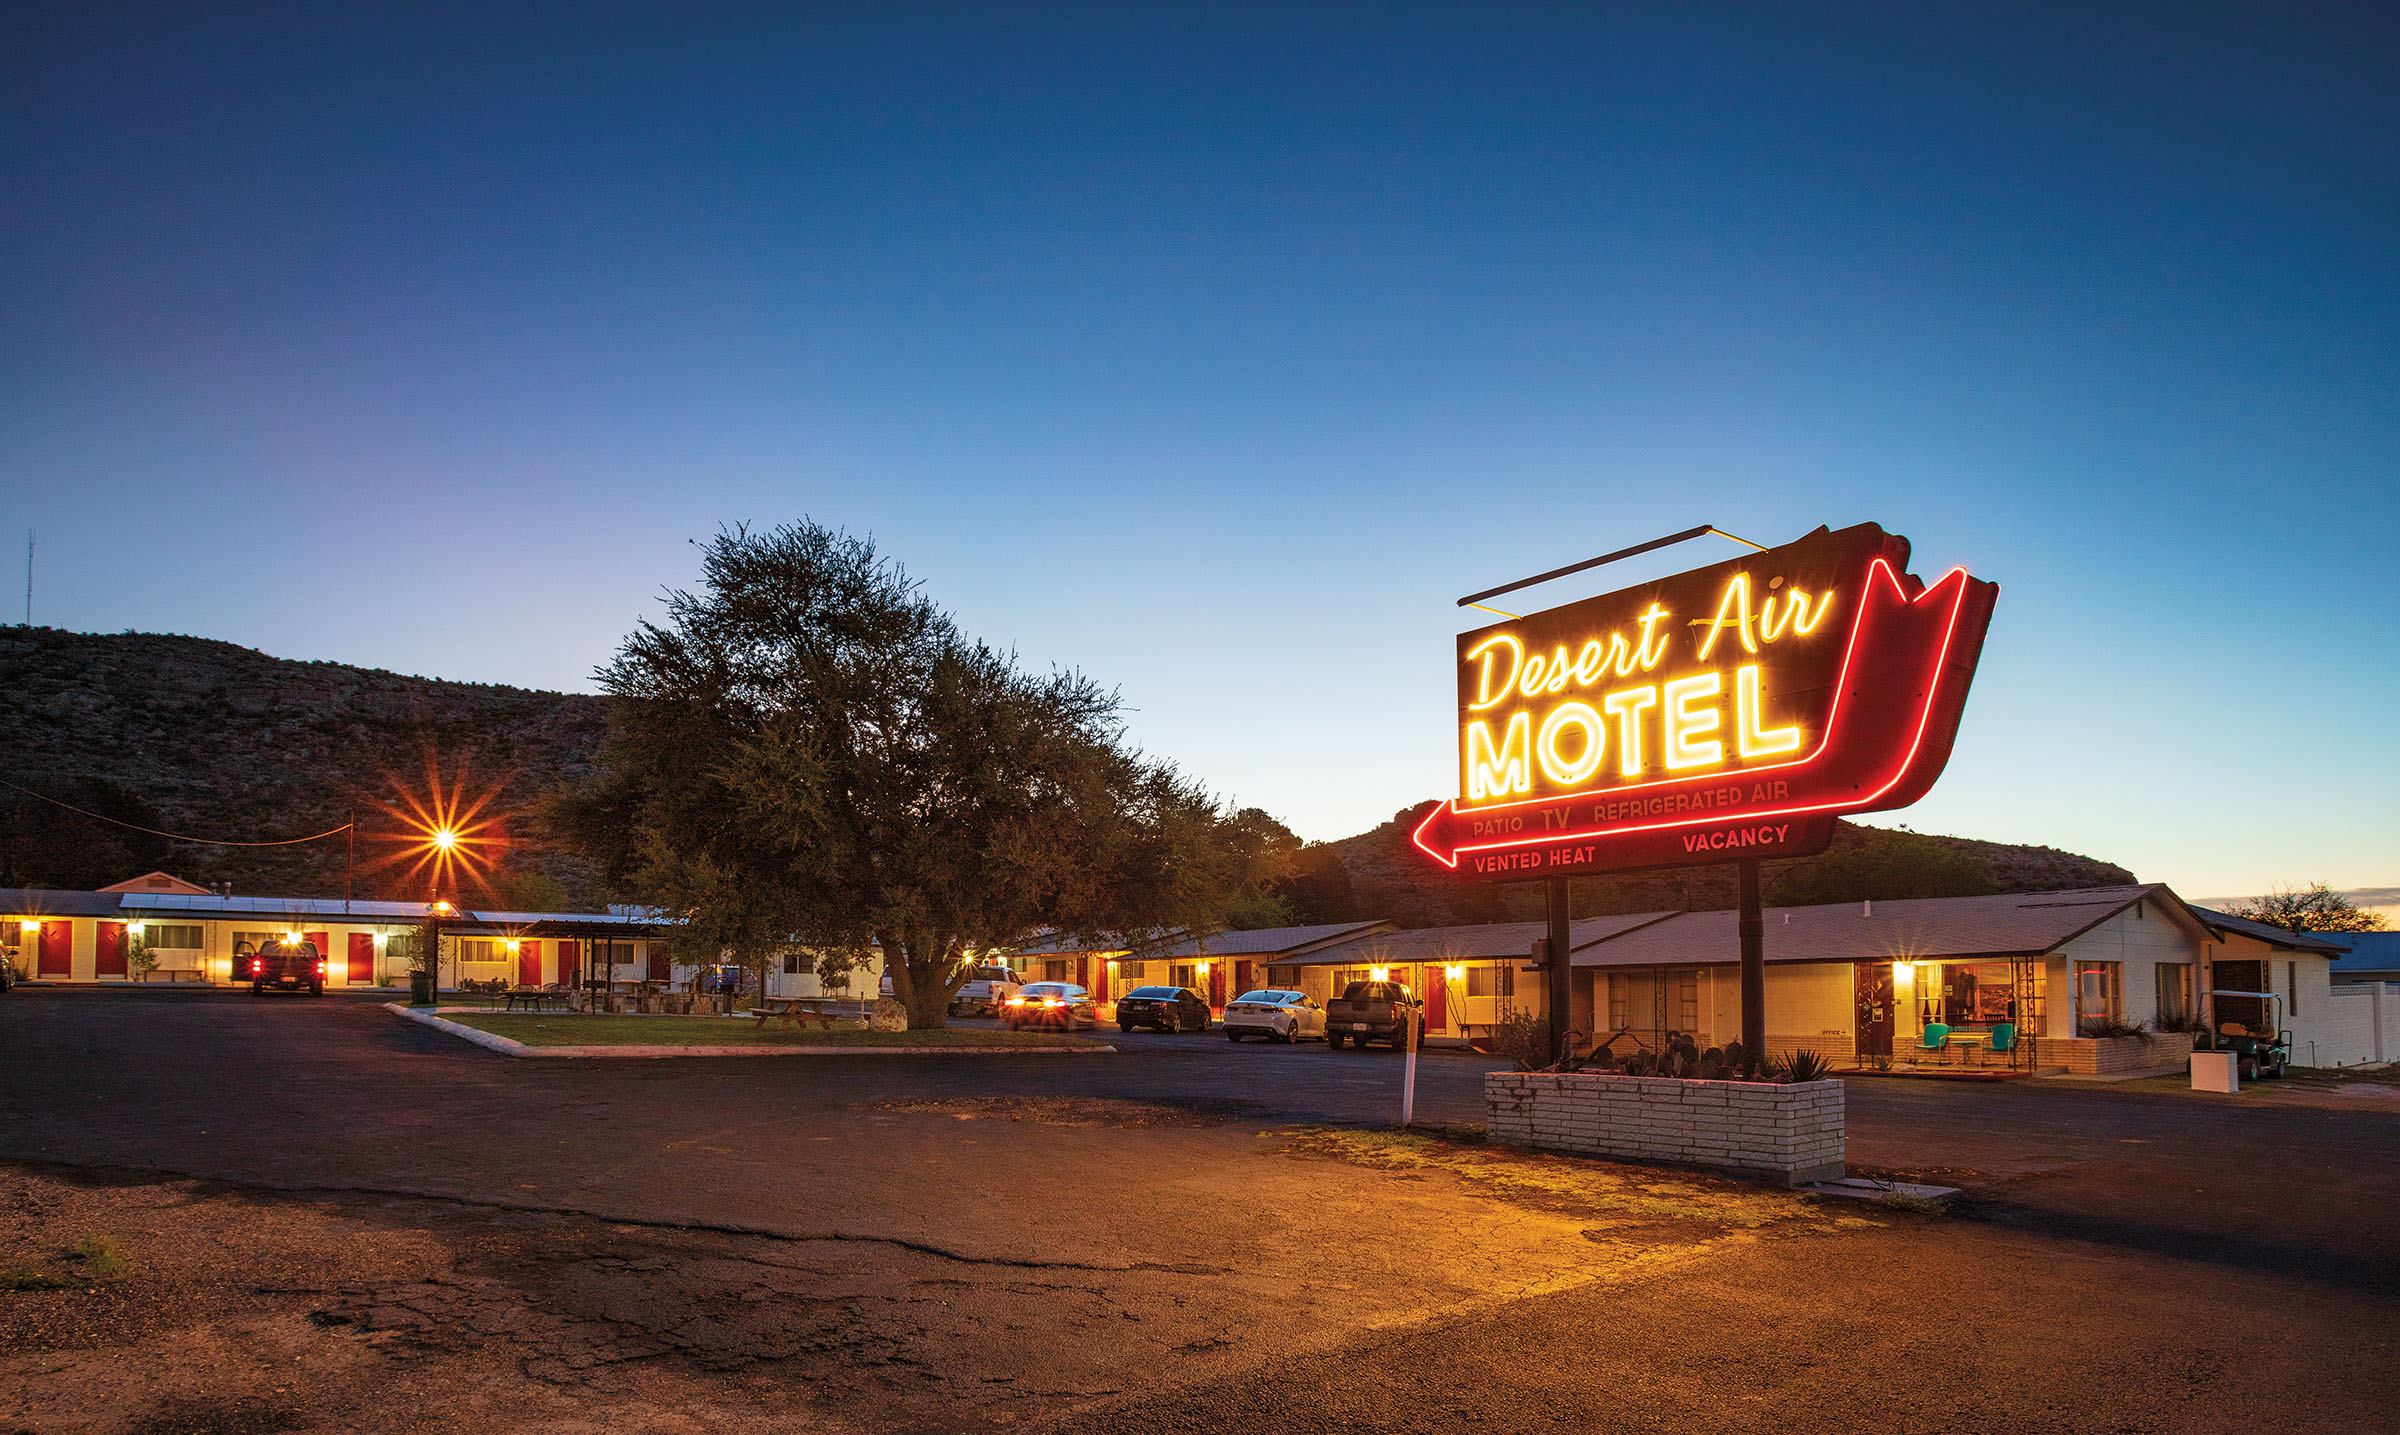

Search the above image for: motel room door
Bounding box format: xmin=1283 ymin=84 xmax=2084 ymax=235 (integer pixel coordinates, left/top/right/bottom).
xmin=1855 ymin=962 xmax=1895 ymax=1061
xmin=518 ymin=940 xmax=543 ymax=988
xmin=37 ymin=921 xmax=71 ymax=977
xmin=95 ymin=922 xmax=128 ymax=978
xmin=1423 ymin=968 xmax=1447 ymax=1033
xmin=347 ymin=933 xmax=376 ymax=985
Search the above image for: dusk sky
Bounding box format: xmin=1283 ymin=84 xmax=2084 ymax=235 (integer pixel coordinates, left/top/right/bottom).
xmin=4 ymin=5 xmax=2394 ymax=901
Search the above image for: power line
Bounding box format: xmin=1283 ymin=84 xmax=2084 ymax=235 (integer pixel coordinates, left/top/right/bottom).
xmin=0 ymin=776 xmax=355 ymax=847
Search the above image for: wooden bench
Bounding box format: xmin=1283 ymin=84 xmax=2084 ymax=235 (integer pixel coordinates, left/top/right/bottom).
xmin=745 ymin=999 xmax=841 ymax=1031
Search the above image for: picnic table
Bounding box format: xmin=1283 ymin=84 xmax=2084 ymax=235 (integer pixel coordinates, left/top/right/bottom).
xmin=505 ymin=987 xmax=567 ymax=1012
xmin=745 ymin=999 xmax=845 ymax=1031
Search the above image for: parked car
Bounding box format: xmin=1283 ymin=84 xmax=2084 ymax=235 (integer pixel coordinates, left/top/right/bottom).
xmin=950 ymin=964 xmax=1024 ymax=1018
xmin=1114 ymin=985 xmax=1212 ymax=1034
xmin=1003 ymin=981 xmax=1097 ymax=1030
xmin=242 ymin=938 xmax=326 ymax=997
xmin=1222 ymin=989 xmax=1323 ymax=1043
xmin=1324 ymin=980 xmax=1420 ymax=1049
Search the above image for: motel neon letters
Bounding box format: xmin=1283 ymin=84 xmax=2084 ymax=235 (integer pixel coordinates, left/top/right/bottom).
xmin=1416 ymin=522 xmax=2000 ymax=878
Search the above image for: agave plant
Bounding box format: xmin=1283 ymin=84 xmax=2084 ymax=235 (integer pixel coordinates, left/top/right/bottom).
xmin=1781 ymin=1048 xmax=1834 ymax=1082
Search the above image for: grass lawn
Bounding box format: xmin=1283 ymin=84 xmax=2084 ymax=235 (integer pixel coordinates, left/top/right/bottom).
xmin=446 ymin=1013 xmax=1106 ymax=1049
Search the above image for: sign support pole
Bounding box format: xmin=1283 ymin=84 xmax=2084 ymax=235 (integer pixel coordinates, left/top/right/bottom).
xmin=1545 ymin=875 xmax=1572 ymax=1063
xmin=1738 ymin=856 xmax=1765 ymax=1074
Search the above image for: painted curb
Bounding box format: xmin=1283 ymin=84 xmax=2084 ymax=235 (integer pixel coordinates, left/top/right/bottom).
xmin=384 ymin=1004 xmax=1116 ymax=1058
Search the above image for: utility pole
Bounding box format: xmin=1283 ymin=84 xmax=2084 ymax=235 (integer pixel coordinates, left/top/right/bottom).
xmin=1738 ymin=855 xmax=1765 ymax=1074
xmin=1545 ymin=875 xmax=1572 ymax=1063
xmin=22 ymin=530 xmax=31 ymax=625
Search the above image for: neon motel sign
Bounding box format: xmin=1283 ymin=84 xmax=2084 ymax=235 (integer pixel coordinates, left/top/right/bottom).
xmin=1413 ymin=523 xmax=1999 ymax=878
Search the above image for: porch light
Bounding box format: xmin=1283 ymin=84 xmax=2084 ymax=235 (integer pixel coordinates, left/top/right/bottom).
xmin=431 ymin=828 xmax=459 ymax=852
xmin=1445 ymin=964 xmax=1465 ymax=980
xmin=506 ymin=939 xmax=520 ymax=952
xmin=1371 ymin=966 xmax=1390 ymax=981
xmin=1196 ymin=960 xmax=1211 ymax=974
xmin=127 ymin=922 xmax=144 ymax=936
xmin=285 ymin=930 xmax=302 ymax=942
xmin=19 ymin=920 xmax=37 ymax=934
xmin=433 ymin=900 xmax=454 ymax=915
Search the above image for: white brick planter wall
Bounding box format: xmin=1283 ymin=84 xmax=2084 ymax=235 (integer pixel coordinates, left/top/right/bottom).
xmin=1485 ymin=1071 xmax=1844 ymax=1187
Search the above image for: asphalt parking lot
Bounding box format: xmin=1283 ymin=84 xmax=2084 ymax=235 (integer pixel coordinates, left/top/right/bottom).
xmin=5 ymin=990 xmax=2398 ymax=1434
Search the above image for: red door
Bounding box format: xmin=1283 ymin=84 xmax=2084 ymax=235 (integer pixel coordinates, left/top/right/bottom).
xmin=518 ymin=940 xmax=542 ymax=987
xmin=1855 ymin=962 xmax=1895 ymax=1060
xmin=1076 ymin=956 xmax=1090 ymax=992
xmin=37 ymin=921 xmax=71 ymax=976
xmin=556 ymin=940 xmax=580 ymax=985
xmin=347 ymin=932 xmax=376 ymax=984
xmin=1235 ymin=960 xmax=1254 ymax=1000
xmin=1208 ymin=964 xmax=1226 ymax=1010
xmin=1092 ymin=959 xmax=1109 ymax=1003
xmin=305 ymin=932 xmax=330 ymax=982
xmin=646 ymin=945 xmax=670 ymax=982
xmin=95 ymin=922 xmax=128 ymax=977
xmin=1424 ymin=967 xmax=1447 ymax=1032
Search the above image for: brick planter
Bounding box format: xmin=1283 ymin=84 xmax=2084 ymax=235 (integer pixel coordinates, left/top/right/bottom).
xmin=2047 ymin=1031 xmax=2193 ymax=1075
xmin=1485 ymin=1071 xmax=1844 ymax=1187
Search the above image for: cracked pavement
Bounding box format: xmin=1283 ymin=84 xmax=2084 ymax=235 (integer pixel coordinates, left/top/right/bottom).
xmin=6 ymin=990 xmax=2399 ymax=1433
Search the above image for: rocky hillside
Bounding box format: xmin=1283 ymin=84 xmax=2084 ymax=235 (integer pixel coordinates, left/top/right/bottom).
xmin=1317 ymin=802 xmax=2137 ymax=929
xmin=0 ymin=628 xmax=608 ymax=900
xmin=3 ymin=628 xmax=2139 ymax=923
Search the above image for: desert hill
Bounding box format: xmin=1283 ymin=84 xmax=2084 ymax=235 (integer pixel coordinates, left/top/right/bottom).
xmin=0 ymin=628 xmax=608 ymax=900
xmin=3 ymin=629 xmax=2137 ymax=923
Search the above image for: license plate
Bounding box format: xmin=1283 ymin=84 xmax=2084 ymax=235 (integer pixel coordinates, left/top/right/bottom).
xmin=1347 ymin=1023 xmax=1368 ymax=1032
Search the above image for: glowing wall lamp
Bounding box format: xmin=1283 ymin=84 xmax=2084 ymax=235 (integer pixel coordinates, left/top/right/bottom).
xmin=1444 ymin=964 xmax=1466 ymax=981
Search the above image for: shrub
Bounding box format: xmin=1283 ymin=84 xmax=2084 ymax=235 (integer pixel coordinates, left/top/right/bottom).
xmin=1781 ymin=1048 xmax=1834 ymax=1082
xmin=1488 ymin=1009 xmax=1554 ymax=1072
xmin=2081 ymin=1016 xmax=2146 ymax=1040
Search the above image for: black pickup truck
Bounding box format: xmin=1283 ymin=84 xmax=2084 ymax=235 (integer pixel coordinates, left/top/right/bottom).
xmin=241 ymin=939 xmax=326 ymax=996
xmin=1324 ymin=980 xmax=1422 ymax=1050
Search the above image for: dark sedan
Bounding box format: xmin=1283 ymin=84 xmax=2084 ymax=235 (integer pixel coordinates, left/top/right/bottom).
xmin=1002 ymin=981 xmax=1098 ymax=1030
xmin=1114 ymin=985 xmax=1212 ymax=1034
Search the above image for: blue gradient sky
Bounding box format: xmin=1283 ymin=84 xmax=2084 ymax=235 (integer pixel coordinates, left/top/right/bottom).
xmin=4 ymin=4 xmax=2394 ymax=897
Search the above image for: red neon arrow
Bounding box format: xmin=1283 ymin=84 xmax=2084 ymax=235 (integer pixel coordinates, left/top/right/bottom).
xmin=1413 ymin=560 xmax=1992 ymax=869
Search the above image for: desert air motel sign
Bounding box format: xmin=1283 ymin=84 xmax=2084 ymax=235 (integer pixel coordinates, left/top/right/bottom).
xmin=1413 ymin=523 xmax=2000 ymax=879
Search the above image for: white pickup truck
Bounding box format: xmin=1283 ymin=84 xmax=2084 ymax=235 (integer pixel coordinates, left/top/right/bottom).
xmin=949 ymin=964 xmax=1025 ymax=1018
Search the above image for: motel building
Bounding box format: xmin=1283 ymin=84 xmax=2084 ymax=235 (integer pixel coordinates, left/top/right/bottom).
xmin=3 ymin=872 xmax=666 ymax=992
xmin=1011 ymin=921 xmax=1396 ymax=1015
xmin=1282 ymin=885 xmax=2381 ymax=1070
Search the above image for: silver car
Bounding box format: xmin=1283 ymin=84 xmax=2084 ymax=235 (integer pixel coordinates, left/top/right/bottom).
xmin=1221 ymin=989 xmax=1324 ymax=1043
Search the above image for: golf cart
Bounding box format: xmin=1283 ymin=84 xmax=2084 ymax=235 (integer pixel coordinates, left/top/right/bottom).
xmin=2199 ymin=989 xmax=2290 ymax=1081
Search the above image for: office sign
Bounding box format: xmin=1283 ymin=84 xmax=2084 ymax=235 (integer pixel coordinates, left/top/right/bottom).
xmin=1414 ymin=522 xmax=1998 ymax=878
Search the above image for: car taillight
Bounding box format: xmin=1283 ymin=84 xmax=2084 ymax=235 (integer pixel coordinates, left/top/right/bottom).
xmin=1041 ymin=998 xmax=1063 ymax=1008
xmin=316 ymin=960 xmax=326 ymax=974
xmin=248 ymin=959 xmax=259 ymax=975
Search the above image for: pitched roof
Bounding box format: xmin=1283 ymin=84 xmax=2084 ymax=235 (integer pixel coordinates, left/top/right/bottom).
xmin=2323 ymin=930 xmax=2400 ymax=976
xmin=1569 ymin=885 xmax=2182 ymax=969
xmin=1272 ymin=911 xmax=1679 ymax=968
xmin=1152 ymin=920 xmax=1397 ymax=959
xmin=2188 ymin=907 xmax=2348 ymax=954
xmin=2 ymin=888 xmax=128 ymax=918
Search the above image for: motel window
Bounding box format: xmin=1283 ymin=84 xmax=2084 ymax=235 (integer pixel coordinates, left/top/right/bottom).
xmin=143 ymin=924 xmax=203 ymax=950
xmin=460 ymin=939 xmax=502 ymax=965
xmin=1926 ymin=962 xmax=2022 ymax=1030
xmin=1467 ymin=964 xmax=1514 ymax=999
xmin=782 ymin=954 xmax=802 ymax=976
xmin=1045 ymin=959 xmax=1069 ymax=983
xmin=1673 ymin=969 xmax=1700 ymax=1033
xmin=2075 ymin=961 xmax=2123 ymax=1034
xmin=2156 ymin=963 xmax=2194 ymax=1026
xmin=1606 ymin=973 xmax=1629 ymax=1034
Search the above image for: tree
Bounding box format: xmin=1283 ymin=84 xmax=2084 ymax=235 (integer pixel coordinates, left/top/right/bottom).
xmin=564 ymin=521 xmax=1274 ymax=1028
xmin=2224 ymin=882 xmax=2389 ymax=934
